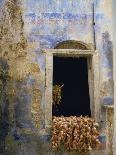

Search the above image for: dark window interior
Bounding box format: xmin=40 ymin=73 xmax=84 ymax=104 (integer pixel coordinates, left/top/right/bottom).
xmin=53 ymin=56 xmax=91 ymax=117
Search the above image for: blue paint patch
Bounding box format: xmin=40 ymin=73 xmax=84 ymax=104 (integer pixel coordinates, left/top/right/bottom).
xmin=102 ymin=96 xmax=113 ymax=105
xmin=63 ymin=13 xmax=76 ymax=20
xmin=0 ymin=0 xmax=4 ymax=6
xmin=98 ymin=135 xmax=106 ymax=143
xmin=14 ymin=82 xmax=34 ymax=129
xmin=94 ymin=0 xmax=101 ymax=7
xmin=95 ymin=13 xmax=104 ymax=20
xmin=26 ymin=76 xmax=36 ymax=87
xmin=13 ymin=130 xmax=33 ymax=142
xmin=25 ymin=12 xmax=103 ymax=27
xmin=42 ymin=13 xmax=62 ymax=19
xmin=0 ymin=0 xmax=5 ymax=13
xmin=28 ymin=34 xmax=67 ymax=49
xmin=107 ymin=71 xmax=113 ymax=78
xmin=25 ymin=13 xmax=36 ymax=19
xmin=37 ymin=54 xmax=45 ymax=71
xmin=39 ymin=135 xmax=51 ymax=143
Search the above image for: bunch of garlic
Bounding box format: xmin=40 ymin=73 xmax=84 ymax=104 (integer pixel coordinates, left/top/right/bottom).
xmin=53 ymin=84 xmax=64 ymax=105
xmin=51 ymin=116 xmax=100 ymax=153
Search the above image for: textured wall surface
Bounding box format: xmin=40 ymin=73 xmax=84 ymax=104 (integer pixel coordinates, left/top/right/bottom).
xmin=0 ymin=0 xmax=114 ymax=154
xmin=112 ymin=0 xmax=116 ymax=151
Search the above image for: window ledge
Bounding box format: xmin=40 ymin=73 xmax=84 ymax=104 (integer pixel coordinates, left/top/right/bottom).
xmin=102 ymin=104 xmax=114 ymax=109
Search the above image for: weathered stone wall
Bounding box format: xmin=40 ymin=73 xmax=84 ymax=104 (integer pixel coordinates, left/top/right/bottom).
xmin=112 ymin=0 xmax=116 ymax=152
xmin=0 ymin=1 xmax=44 ymax=154
xmin=0 ymin=0 xmax=114 ymax=154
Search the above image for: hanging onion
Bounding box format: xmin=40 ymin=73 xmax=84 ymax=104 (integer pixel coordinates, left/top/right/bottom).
xmin=53 ymin=84 xmax=64 ymax=106
xmin=51 ymin=116 xmax=101 ymax=153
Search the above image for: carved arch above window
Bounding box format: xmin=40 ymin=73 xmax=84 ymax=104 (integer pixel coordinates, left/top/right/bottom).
xmin=54 ymin=40 xmax=91 ymax=50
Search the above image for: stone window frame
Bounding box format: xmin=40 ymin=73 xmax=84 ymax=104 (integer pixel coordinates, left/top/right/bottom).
xmin=43 ymin=49 xmax=100 ymax=132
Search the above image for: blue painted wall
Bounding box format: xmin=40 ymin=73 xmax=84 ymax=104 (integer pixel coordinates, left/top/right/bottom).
xmin=22 ymin=0 xmax=113 ymax=106
xmin=0 ymin=0 xmax=114 ymax=150
xmin=0 ymin=0 xmax=114 ymax=154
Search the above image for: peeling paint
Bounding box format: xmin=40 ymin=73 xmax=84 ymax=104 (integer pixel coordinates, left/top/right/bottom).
xmin=0 ymin=0 xmax=114 ymax=154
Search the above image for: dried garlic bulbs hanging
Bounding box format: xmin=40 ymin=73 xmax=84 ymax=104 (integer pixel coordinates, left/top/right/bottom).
xmin=51 ymin=116 xmax=101 ymax=153
xmin=53 ymin=84 xmax=64 ymax=106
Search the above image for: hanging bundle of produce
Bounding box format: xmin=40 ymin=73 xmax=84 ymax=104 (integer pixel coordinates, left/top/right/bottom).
xmin=51 ymin=116 xmax=101 ymax=153
xmin=53 ymin=84 xmax=64 ymax=106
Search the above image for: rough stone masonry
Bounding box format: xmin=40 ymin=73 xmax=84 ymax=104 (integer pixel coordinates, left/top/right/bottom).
xmin=0 ymin=0 xmax=114 ymax=154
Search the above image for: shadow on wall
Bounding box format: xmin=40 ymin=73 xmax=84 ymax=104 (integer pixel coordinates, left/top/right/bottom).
xmin=0 ymin=58 xmax=9 ymax=153
xmin=102 ymin=32 xmax=113 ymax=105
xmin=102 ymin=31 xmax=113 ymax=70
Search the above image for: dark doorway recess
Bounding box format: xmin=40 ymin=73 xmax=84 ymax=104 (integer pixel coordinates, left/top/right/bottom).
xmin=53 ymin=56 xmax=91 ymax=117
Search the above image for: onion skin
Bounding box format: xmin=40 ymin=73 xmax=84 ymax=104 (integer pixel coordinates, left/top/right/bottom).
xmin=51 ymin=116 xmax=101 ymax=153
